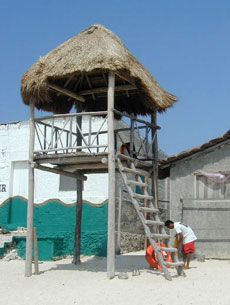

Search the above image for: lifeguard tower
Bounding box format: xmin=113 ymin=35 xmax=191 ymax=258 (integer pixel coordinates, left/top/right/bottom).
xmin=20 ymin=24 xmax=184 ymax=280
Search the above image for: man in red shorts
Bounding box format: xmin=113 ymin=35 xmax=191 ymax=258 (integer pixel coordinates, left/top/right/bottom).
xmin=165 ymin=220 xmax=197 ymax=269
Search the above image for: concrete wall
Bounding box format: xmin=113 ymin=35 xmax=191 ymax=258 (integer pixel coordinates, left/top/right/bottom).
xmin=0 ymin=197 xmax=108 ymax=260
xmin=0 ymin=119 xmax=168 ymax=259
xmin=0 ymin=120 xmax=108 ymax=206
xmin=169 ymin=142 xmax=230 ymax=258
xmin=0 ymin=119 xmax=109 ymax=259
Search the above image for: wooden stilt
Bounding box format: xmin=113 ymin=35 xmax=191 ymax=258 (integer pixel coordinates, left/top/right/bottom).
xmin=25 ymin=102 xmax=35 ymax=277
xmin=73 ymin=179 xmax=83 ymax=264
xmin=73 ymin=103 xmax=83 ymax=265
xmin=144 ymin=176 xmax=148 ymax=250
xmin=33 ymin=227 xmax=39 ymax=275
xmin=107 ymin=71 xmax=116 ymax=279
xmin=151 ymin=111 xmax=159 ymax=210
xmin=116 ymin=187 xmax=122 ymax=255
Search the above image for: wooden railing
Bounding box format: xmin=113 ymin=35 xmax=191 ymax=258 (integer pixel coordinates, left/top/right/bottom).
xmin=34 ymin=111 xmax=108 ymax=155
xmin=33 ymin=110 xmax=159 ymax=159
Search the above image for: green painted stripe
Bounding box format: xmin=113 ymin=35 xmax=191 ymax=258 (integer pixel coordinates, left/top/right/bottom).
xmin=0 ymin=197 xmax=108 ymax=260
xmin=0 ymin=195 xmax=108 ymax=208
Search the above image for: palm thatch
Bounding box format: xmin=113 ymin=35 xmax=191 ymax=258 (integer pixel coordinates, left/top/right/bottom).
xmin=21 ymin=24 xmax=178 ymax=115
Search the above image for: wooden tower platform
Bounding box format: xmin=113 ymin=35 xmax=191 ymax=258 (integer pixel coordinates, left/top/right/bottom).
xmin=20 ymin=25 xmax=181 ymax=280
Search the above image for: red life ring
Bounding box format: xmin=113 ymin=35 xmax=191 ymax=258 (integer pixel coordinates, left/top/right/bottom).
xmin=145 ymin=243 xmax=173 ymax=270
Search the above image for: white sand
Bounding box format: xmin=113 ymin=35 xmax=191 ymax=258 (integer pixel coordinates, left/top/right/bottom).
xmin=0 ymin=251 xmax=230 ymax=305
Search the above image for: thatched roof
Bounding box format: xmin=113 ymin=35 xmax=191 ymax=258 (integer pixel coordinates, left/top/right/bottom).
xmin=21 ymin=24 xmax=178 ymax=115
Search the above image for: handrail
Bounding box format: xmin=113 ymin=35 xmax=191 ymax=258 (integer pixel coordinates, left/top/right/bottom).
xmin=34 ymin=111 xmax=108 ymax=122
xmin=113 ymin=109 xmax=161 ymax=130
xmin=33 ymin=112 xmax=109 ymax=155
xmin=33 ymin=110 xmax=157 ymax=159
xmin=34 ymin=144 xmax=108 ymax=154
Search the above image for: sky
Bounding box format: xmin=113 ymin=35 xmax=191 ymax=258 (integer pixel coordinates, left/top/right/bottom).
xmin=0 ymin=0 xmax=230 ymax=156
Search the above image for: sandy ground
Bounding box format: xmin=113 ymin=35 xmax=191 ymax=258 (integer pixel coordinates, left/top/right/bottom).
xmin=0 ymin=251 xmax=230 ymax=305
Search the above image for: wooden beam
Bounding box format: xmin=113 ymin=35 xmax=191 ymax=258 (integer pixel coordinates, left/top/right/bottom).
xmin=73 ymin=179 xmax=83 ymax=264
xmin=73 ymin=177 xmax=83 ymax=261
xmin=34 ymin=111 xmax=108 ymax=122
xmin=73 ymin=103 xmax=83 ymax=265
xmin=114 ymin=72 xmax=135 ymax=86
xmin=57 ymin=75 xmax=75 ymax=96
xmin=34 ymin=164 xmax=87 ymax=181
xmin=34 ymin=153 xmax=109 ymax=165
xmin=59 ymin=163 xmax=108 ymax=171
xmin=113 ymin=109 xmax=160 ymax=129
xmin=116 ymin=187 xmax=122 ymax=255
xmin=25 ymin=102 xmax=35 ymax=277
xmin=107 ymin=71 xmax=116 ymax=279
xmin=151 ymin=112 xmax=159 ymax=210
xmin=102 ymin=70 xmax=108 ymax=85
xmin=68 ymin=74 xmax=83 ymax=101
xmin=85 ymin=73 xmax=96 ymax=100
xmin=33 ymin=227 xmax=39 ymax=275
xmin=48 ymin=83 xmax=85 ymax=103
xmin=78 ymin=85 xmax=136 ymax=96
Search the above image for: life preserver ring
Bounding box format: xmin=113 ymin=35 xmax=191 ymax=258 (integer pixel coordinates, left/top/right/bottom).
xmin=145 ymin=243 xmax=173 ymax=270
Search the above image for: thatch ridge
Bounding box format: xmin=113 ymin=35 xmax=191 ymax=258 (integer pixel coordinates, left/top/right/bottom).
xmin=21 ymin=24 xmax=178 ymax=115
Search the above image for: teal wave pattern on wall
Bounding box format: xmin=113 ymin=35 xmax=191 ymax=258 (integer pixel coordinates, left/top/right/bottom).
xmin=0 ymin=197 xmax=108 ymax=260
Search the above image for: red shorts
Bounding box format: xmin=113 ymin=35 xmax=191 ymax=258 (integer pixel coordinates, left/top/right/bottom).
xmin=182 ymin=241 xmax=195 ymax=255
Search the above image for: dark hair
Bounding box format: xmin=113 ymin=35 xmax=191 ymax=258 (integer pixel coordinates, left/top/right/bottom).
xmin=165 ymin=220 xmax=174 ymax=227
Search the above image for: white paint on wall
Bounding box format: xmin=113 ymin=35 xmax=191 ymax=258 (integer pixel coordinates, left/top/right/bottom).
xmin=12 ymin=161 xmax=29 ymax=198
xmin=0 ymin=119 xmax=108 ymax=206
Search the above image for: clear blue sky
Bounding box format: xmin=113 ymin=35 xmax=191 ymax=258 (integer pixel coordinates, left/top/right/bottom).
xmin=1 ymin=0 xmax=230 ymax=156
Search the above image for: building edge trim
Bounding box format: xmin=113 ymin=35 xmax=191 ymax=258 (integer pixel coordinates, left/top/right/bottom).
xmin=0 ymin=195 xmax=108 ymax=208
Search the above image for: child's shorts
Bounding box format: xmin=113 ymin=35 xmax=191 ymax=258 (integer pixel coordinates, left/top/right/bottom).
xmin=182 ymin=241 xmax=195 ymax=254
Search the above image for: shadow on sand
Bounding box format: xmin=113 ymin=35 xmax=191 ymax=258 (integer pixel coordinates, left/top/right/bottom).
xmin=40 ymin=254 xmax=183 ymax=279
xmin=41 ymin=254 xmax=160 ymax=275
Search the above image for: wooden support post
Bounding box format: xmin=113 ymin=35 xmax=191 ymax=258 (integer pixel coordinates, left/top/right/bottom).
xmin=116 ymin=187 xmax=122 ymax=255
xmin=144 ymin=176 xmax=148 ymax=250
xmin=107 ymin=71 xmax=116 ymax=279
xmin=73 ymin=179 xmax=83 ymax=264
xmin=25 ymin=102 xmax=35 ymax=277
xmin=33 ymin=227 xmax=39 ymax=275
xmin=130 ymin=119 xmax=134 ymax=158
xmin=151 ymin=112 xmax=159 ymax=210
xmin=34 ymin=164 xmax=87 ymax=181
xmin=73 ymin=103 xmax=83 ymax=265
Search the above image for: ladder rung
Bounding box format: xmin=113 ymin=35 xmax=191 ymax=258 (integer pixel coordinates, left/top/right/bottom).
xmin=140 ymin=207 xmax=159 ymax=213
xmin=127 ymin=180 xmax=148 ymax=188
xmin=145 ymin=220 xmax=164 ymax=226
xmin=134 ymin=193 xmax=153 ymax=200
xmin=117 ymin=153 xmax=152 ymax=168
xmin=165 ymin=261 xmax=184 ymax=267
xmin=117 ymin=153 xmax=135 ymax=161
xmin=157 ymin=247 xmax=178 ymax=253
xmin=121 ymin=167 xmax=150 ymax=177
xmin=0 ymin=235 xmax=12 ymax=242
xmin=151 ymin=233 xmax=170 ymax=240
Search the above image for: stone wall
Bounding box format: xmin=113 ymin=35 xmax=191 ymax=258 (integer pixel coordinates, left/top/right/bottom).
xmin=115 ymin=148 xmax=169 ymax=253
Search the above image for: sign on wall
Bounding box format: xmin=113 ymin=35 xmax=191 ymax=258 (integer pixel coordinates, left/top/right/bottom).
xmin=0 ymin=184 xmax=6 ymax=192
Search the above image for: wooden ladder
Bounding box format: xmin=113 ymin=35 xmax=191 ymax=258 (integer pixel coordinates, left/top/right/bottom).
xmin=116 ymin=153 xmax=185 ymax=281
